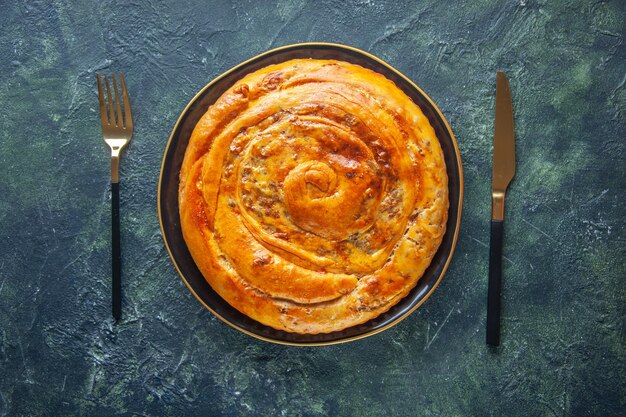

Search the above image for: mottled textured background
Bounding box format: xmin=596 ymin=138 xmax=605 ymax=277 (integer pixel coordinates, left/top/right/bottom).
xmin=0 ymin=0 xmax=624 ymax=416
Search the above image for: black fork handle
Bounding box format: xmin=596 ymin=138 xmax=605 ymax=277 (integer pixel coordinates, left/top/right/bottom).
xmin=112 ymin=182 xmax=121 ymax=321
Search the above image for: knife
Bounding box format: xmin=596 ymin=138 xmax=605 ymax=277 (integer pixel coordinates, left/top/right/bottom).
xmin=486 ymin=71 xmax=516 ymax=347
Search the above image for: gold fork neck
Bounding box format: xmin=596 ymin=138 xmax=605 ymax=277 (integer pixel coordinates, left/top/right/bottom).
xmin=111 ymin=155 xmax=120 ymax=183
xmin=106 ymin=139 xmax=127 ymax=183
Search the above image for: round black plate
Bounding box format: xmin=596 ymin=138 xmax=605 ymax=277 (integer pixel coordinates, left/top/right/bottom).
xmin=158 ymin=43 xmax=463 ymax=345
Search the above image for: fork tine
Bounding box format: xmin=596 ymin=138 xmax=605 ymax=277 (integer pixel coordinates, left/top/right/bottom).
xmin=111 ymin=75 xmax=124 ymax=129
xmin=96 ymin=73 xmax=109 ymax=125
xmin=120 ymin=72 xmax=132 ymax=130
xmin=104 ymin=74 xmax=117 ymax=126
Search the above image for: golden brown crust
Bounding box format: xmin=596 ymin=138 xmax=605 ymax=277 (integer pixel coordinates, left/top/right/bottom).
xmin=179 ymin=59 xmax=448 ymax=334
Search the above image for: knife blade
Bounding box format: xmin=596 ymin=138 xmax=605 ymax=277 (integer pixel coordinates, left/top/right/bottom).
xmin=486 ymin=71 xmax=516 ymax=347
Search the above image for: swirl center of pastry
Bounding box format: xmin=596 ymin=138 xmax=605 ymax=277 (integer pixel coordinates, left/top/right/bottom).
xmin=283 ymin=160 xmax=376 ymax=241
xmin=291 ymin=161 xmax=337 ymax=199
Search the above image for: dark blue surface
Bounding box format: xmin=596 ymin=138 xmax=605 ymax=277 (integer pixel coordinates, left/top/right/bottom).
xmin=0 ymin=1 xmax=624 ymax=416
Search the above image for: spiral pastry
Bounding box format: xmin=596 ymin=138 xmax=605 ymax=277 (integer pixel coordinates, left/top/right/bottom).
xmin=179 ymin=59 xmax=448 ymax=334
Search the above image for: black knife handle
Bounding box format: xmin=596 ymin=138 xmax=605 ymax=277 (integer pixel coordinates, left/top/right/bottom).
xmin=486 ymin=219 xmax=504 ymax=346
xmin=112 ymin=182 xmax=121 ymax=321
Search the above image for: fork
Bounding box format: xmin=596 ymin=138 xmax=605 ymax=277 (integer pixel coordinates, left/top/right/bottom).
xmin=96 ymin=72 xmax=133 ymax=321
